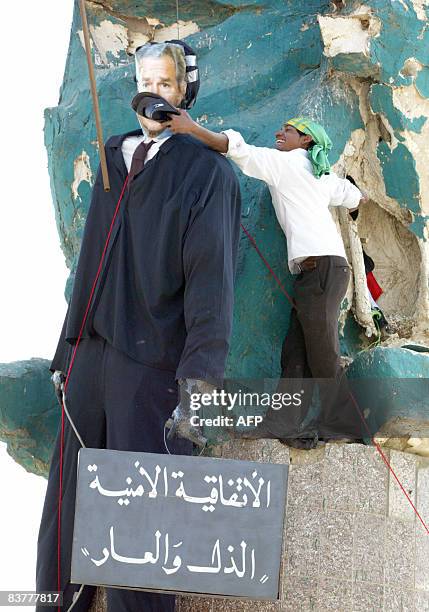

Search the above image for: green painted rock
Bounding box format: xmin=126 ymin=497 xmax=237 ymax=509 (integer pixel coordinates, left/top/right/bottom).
xmin=0 ymin=360 xmax=58 ymax=477
xmin=347 ymin=346 xmax=429 ymax=435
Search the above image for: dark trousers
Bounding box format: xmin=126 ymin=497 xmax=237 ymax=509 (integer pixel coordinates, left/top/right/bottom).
xmin=265 ymin=256 xmax=363 ymax=439
xmin=36 ymin=334 xmax=192 ymax=612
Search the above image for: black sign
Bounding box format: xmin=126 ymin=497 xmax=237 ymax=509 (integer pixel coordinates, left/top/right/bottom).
xmin=71 ymin=448 xmax=288 ymax=600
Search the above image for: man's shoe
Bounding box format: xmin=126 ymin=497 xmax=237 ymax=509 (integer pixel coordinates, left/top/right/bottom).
xmin=283 ymin=436 xmax=319 ymax=450
xmin=234 ymin=420 xmax=280 ymax=440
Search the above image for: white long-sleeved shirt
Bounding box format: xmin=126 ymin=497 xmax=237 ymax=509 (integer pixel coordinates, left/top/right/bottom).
xmin=224 ymin=129 xmax=362 ymax=273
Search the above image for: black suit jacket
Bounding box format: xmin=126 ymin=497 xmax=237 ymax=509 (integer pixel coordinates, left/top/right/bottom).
xmin=51 ymin=130 xmax=241 ymax=384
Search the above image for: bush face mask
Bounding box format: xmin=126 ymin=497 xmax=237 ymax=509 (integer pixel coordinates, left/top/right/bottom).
xmin=134 ymin=39 xmax=200 ymax=110
xmin=131 ymin=92 xmax=180 ymax=123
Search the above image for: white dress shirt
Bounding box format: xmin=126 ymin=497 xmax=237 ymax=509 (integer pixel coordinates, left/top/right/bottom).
xmin=223 ymin=129 xmax=362 ymax=274
xmin=121 ymin=127 xmax=172 ymax=172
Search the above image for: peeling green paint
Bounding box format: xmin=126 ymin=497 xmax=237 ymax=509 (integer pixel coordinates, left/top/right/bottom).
xmin=416 ymin=66 xmax=429 ymax=99
xmin=331 ymin=53 xmax=380 ymax=79
xmin=370 ymin=83 xmax=427 ymax=134
xmin=369 ymin=0 xmax=429 ymax=84
xmin=377 ymin=141 xmax=421 ymax=214
xmin=87 ymin=0 xmax=238 ymax=30
xmin=0 ymin=360 xmax=57 ymax=477
xmin=408 ymin=213 xmax=429 ymax=239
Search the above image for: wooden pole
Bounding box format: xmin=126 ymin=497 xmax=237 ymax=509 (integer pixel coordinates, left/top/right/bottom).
xmin=78 ymin=0 xmax=110 ymax=191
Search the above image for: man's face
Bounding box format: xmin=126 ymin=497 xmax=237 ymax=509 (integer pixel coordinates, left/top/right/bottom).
xmin=274 ymin=124 xmax=311 ymax=151
xmin=136 ymin=55 xmax=186 ymax=136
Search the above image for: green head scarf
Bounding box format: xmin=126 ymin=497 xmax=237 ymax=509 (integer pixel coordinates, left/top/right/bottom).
xmin=286 ymin=117 xmax=333 ymax=178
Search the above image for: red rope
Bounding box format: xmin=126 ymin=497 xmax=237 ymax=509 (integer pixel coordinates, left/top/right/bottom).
xmin=349 ymin=391 xmax=429 ymax=535
xmin=57 ymin=407 xmax=64 ymax=603
xmin=243 ymin=222 xmax=429 ymax=535
xmin=63 ymin=174 xmax=130 ymax=397
xmin=57 ymin=174 xmax=129 ymax=609
xmin=240 ymin=223 xmax=295 ymax=309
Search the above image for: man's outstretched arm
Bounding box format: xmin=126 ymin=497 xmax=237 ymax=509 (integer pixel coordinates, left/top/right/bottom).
xmin=168 ymin=110 xmax=282 ymax=187
xmin=167 ymin=110 xmax=229 ymax=152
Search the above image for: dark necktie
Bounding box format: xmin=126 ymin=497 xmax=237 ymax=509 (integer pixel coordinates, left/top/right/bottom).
xmin=128 ymin=140 xmax=155 ymax=186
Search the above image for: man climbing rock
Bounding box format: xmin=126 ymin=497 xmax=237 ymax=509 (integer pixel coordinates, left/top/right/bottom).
xmin=36 ymin=40 xmax=241 ymax=612
xmin=167 ymin=112 xmax=367 ymax=448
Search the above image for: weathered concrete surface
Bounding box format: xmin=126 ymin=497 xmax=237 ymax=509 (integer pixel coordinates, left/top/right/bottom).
xmin=87 ymin=441 xmax=429 ymax=610
xmin=375 ymin=417 xmax=429 ymax=458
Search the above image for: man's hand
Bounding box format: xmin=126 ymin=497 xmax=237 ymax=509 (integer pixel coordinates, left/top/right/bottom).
xmin=349 ymin=195 xmax=368 ymax=217
xmin=167 ymin=109 xmax=197 ymax=134
xmin=345 ymin=175 xmax=369 ymax=213
xmin=51 ymin=370 xmax=66 ymax=407
xmin=300 ymin=256 xmax=318 ymax=271
xmin=165 ymin=378 xmax=209 ymax=447
xmin=167 ymin=111 xmax=229 ymax=153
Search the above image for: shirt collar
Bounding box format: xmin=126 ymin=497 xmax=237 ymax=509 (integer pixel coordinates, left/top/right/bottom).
xmin=106 ymin=127 xmax=189 ymax=166
xmin=106 ymin=127 xmax=173 ymax=148
xmin=288 ymin=147 xmax=309 ymax=157
xmin=143 ymin=128 xmax=173 ymax=143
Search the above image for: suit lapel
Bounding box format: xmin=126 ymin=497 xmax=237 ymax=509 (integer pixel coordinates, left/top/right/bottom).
xmin=106 ymin=128 xmax=143 ymax=177
xmin=111 ymin=145 xmax=129 ymax=178
xmin=105 ymin=130 xmax=187 ymax=196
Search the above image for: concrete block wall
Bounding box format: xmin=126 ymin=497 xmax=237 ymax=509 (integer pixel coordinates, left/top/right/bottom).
xmin=88 ymin=442 xmax=429 ymax=611
xmin=176 ymin=441 xmax=429 ymax=611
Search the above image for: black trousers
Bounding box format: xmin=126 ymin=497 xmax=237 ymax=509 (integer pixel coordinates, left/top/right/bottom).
xmin=264 ymin=256 xmax=363 ymax=439
xmin=36 ymin=334 xmax=192 ymax=612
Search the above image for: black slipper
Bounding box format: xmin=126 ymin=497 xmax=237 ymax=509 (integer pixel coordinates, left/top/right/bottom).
xmin=281 ymin=437 xmax=318 ymax=450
